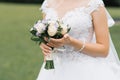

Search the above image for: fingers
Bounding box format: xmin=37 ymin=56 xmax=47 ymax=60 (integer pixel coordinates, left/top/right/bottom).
xmin=40 ymin=43 xmax=52 ymax=56
xmin=46 ymin=43 xmax=54 ymax=47
xmin=44 ymin=34 xmax=70 ymax=48
xmin=40 ymin=43 xmax=51 ymax=50
xmin=64 ymin=34 xmax=69 ymax=39
xmin=45 ymin=37 xmax=63 ymax=44
xmin=46 ymin=37 xmax=65 ymax=48
xmin=42 ymin=50 xmax=49 ymax=56
xmin=49 ymin=38 xmax=64 ymax=46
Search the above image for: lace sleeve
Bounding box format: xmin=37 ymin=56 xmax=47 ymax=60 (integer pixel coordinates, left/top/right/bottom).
xmin=39 ymin=0 xmax=48 ymax=13
xmin=88 ymin=0 xmax=115 ymax=27
xmin=88 ymin=0 xmax=104 ymax=13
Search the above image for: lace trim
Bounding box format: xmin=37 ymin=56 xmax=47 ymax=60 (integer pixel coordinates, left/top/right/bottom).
xmin=86 ymin=0 xmax=104 ymax=14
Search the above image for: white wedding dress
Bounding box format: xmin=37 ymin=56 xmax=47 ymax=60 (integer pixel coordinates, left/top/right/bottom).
xmin=37 ymin=0 xmax=120 ymax=80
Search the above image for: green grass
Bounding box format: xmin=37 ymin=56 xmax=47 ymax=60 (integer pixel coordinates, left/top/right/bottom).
xmin=110 ymin=24 xmax=120 ymax=57
xmin=0 ymin=3 xmax=43 ymax=80
xmin=107 ymin=7 xmax=120 ymax=19
xmin=0 ymin=3 xmax=120 ymax=80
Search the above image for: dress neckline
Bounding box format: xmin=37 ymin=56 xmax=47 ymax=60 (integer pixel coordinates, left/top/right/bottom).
xmin=50 ymin=7 xmax=86 ymax=20
xmin=45 ymin=0 xmax=93 ymax=20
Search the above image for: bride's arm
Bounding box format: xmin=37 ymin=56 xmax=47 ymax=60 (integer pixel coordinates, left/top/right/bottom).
xmin=69 ymin=6 xmax=109 ymax=57
xmin=47 ymin=7 xmax=109 ymax=57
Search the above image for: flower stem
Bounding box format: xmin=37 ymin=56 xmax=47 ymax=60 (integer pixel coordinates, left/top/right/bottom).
xmin=44 ymin=60 xmax=55 ymax=70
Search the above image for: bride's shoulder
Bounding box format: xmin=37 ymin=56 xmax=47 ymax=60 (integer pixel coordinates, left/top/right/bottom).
xmin=89 ymin=0 xmax=104 ymax=5
xmin=84 ymin=0 xmax=105 ymax=14
xmin=88 ymin=0 xmax=105 ymax=8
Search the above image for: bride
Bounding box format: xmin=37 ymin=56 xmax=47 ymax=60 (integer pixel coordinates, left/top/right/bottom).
xmin=37 ymin=0 xmax=120 ymax=80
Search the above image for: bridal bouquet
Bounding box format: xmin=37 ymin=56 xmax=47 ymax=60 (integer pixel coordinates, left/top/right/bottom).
xmin=30 ymin=19 xmax=71 ymax=70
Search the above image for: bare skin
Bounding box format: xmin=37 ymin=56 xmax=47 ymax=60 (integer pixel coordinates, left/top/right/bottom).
xmin=40 ymin=0 xmax=109 ymax=61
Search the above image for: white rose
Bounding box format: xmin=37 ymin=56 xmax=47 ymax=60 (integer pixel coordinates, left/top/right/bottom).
xmin=48 ymin=21 xmax=56 ymax=24
xmin=48 ymin=23 xmax=57 ymax=36
xmin=34 ymin=22 xmax=46 ymax=33
xmin=60 ymin=24 xmax=68 ymax=35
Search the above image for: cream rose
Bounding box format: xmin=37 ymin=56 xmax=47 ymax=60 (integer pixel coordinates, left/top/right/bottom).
xmin=60 ymin=24 xmax=68 ymax=35
xmin=48 ymin=23 xmax=58 ymax=36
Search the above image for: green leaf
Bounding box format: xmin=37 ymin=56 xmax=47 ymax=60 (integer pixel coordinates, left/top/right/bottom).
xmin=31 ymin=36 xmax=41 ymax=41
xmin=30 ymin=29 xmax=37 ymax=36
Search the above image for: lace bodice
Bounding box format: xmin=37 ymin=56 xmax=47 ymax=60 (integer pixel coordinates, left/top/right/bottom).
xmin=40 ymin=0 xmax=105 ymax=42
xmin=40 ymin=0 xmax=116 ymax=62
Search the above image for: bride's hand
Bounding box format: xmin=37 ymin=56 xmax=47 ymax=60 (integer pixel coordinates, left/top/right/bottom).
xmin=40 ymin=43 xmax=52 ymax=61
xmin=46 ymin=34 xmax=71 ymax=48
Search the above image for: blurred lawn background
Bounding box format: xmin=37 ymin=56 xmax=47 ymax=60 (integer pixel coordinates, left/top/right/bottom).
xmin=0 ymin=3 xmax=120 ymax=80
